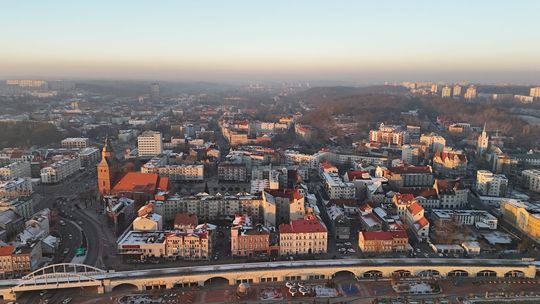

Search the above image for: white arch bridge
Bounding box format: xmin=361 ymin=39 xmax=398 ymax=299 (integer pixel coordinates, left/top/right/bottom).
xmin=0 ymin=259 xmax=538 ymax=300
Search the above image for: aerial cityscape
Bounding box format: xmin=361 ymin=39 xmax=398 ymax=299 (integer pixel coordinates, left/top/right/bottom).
xmin=1 ymin=1 xmax=540 ymax=304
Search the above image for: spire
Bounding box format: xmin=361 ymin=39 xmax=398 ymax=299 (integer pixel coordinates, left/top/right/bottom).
xmin=482 ymin=122 xmax=486 ymax=133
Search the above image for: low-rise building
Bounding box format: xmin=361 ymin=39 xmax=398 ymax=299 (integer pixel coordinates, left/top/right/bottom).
xmin=61 ymin=137 xmax=89 ymax=149
xmin=404 ymin=201 xmax=430 ymax=242
xmin=279 ymin=216 xmax=327 ymax=256
xmin=386 ymin=166 xmax=433 ymax=190
xmin=358 ymin=230 xmax=409 ymax=253
xmin=431 ymin=209 xmax=498 ymax=230
xmin=230 ymin=215 xmax=270 ymax=257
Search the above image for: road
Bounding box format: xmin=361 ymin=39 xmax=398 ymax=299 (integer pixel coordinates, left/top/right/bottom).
xmin=34 ymin=167 xmax=119 ymax=269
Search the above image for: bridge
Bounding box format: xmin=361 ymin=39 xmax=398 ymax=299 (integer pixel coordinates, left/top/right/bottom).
xmin=0 ymin=259 xmax=538 ymax=300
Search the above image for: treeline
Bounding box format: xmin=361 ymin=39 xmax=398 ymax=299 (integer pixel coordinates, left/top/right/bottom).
xmin=0 ymin=121 xmax=63 ymax=148
xmin=300 ymin=92 xmax=540 ymax=148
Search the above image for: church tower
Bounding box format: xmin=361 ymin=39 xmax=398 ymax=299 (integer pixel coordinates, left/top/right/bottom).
xmin=97 ymin=137 xmax=120 ymax=195
xmin=477 ymin=123 xmax=489 ymax=155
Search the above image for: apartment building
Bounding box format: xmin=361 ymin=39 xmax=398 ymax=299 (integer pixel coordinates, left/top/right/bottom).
xmin=279 ymin=216 xmax=327 ymax=256
xmin=230 ymin=215 xmax=270 ymax=257
xmin=218 ymin=163 xmax=247 ymax=182
xmin=476 ymin=170 xmax=508 ymax=197
xmin=137 ymin=131 xmax=163 ymax=158
xmin=60 ymin=137 xmax=89 ymax=149
xmin=40 ymin=155 xmax=81 ymax=184
xmin=0 ymin=162 xmax=31 ymax=181
xmin=522 ymin=169 xmax=540 ymax=193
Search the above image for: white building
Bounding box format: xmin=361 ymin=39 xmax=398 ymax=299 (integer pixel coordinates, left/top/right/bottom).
xmin=420 ymin=133 xmax=446 ymax=153
xmin=522 ymin=169 xmax=540 ymax=193
xmin=40 ymin=155 xmax=81 ymax=184
xmin=61 ymin=137 xmax=89 ymax=149
xmin=477 ymin=124 xmax=489 ymax=155
xmin=133 ymin=213 xmax=163 ymax=232
xmin=284 ymin=150 xmax=319 ymax=169
xmin=0 ymin=161 xmax=31 ymax=181
xmin=476 ymin=170 xmax=508 ymax=197
xmin=78 ymin=147 xmax=100 ymax=167
xmin=157 ymin=165 xmax=204 ymax=181
xmin=432 ymin=209 xmax=498 ymax=230
xmin=322 ymin=172 xmax=355 ymax=200
xmin=401 ymin=145 xmax=419 ymax=165
xmin=138 ymin=131 xmax=163 ymax=158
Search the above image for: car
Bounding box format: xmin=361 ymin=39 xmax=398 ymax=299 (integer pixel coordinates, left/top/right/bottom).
xmin=77 ymin=220 xmax=83 ymax=225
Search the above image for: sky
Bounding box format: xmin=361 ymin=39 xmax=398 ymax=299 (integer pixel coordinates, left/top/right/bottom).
xmin=1 ymin=0 xmax=540 ymax=83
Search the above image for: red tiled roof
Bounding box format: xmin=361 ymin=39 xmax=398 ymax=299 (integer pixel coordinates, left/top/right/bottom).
xmin=390 ymin=166 xmax=432 ymax=174
xmin=158 ymin=176 xmax=169 ymax=191
xmin=399 ymin=187 xmax=438 ymax=199
xmin=393 ymin=193 xmax=415 ymax=204
xmin=279 ymin=217 xmax=327 ymax=234
xmin=417 ymin=217 xmax=430 ymax=228
xmin=434 ymin=151 xmax=467 ymax=163
xmin=361 ymin=230 xmax=408 ymax=241
xmin=407 ymin=201 xmax=424 ymax=216
xmin=174 ymin=213 xmax=198 ymax=228
xmin=265 ymin=188 xmax=303 ymax=201
xmin=0 ymin=245 xmax=14 ymax=256
xmin=347 ymin=170 xmax=370 ymax=181
xmin=436 ymin=179 xmax=463 ymax=193
xmin=113 ymin=172 xmax=159 ymax=194
xmin=321 ymin=161 xmax=337 ymax=170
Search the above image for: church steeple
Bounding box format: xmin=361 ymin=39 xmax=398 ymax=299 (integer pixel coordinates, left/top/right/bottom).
xmin=477 ymin=122 xmax=489 ymax=155
xmin=102 ymin=136 xmax=114 ymax=158
xmin=98 ymin=136 xmax=120 ymax=195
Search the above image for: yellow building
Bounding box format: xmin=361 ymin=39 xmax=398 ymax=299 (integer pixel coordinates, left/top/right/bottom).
xmin=279 ymin=216 xmax=327 ymax=256
xmin=501 ymin=201 xmax=540 ymax=242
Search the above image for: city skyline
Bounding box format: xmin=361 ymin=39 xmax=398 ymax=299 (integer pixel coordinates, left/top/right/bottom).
xmin=2 ymin=0 xmax=540 ymax=83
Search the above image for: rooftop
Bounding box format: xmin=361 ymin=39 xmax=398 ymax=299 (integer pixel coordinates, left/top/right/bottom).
xmin=279 ymin=217 xmax=327 ymax=234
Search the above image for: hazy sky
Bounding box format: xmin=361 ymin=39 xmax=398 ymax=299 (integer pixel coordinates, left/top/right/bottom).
xmin=2 ymin=0 xmax=540 ymax=83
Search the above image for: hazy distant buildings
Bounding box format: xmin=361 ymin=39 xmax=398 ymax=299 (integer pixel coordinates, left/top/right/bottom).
xmin=431 ymin=83 xmax=438 ymax=94
xmin=464 ymin=86 xmax=477 ymax=100
xmin=5 ymin=80 xmax=48 ymax=89
xmin=149 ymin=83 xmax=160 ymax=102
xmin=441 ymin=86 xmax=452 ymax=98
xmin=453 ymin=85 xmax=462 ymax=97
xmin=530 ymin=87 xmax=540 ymax=98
